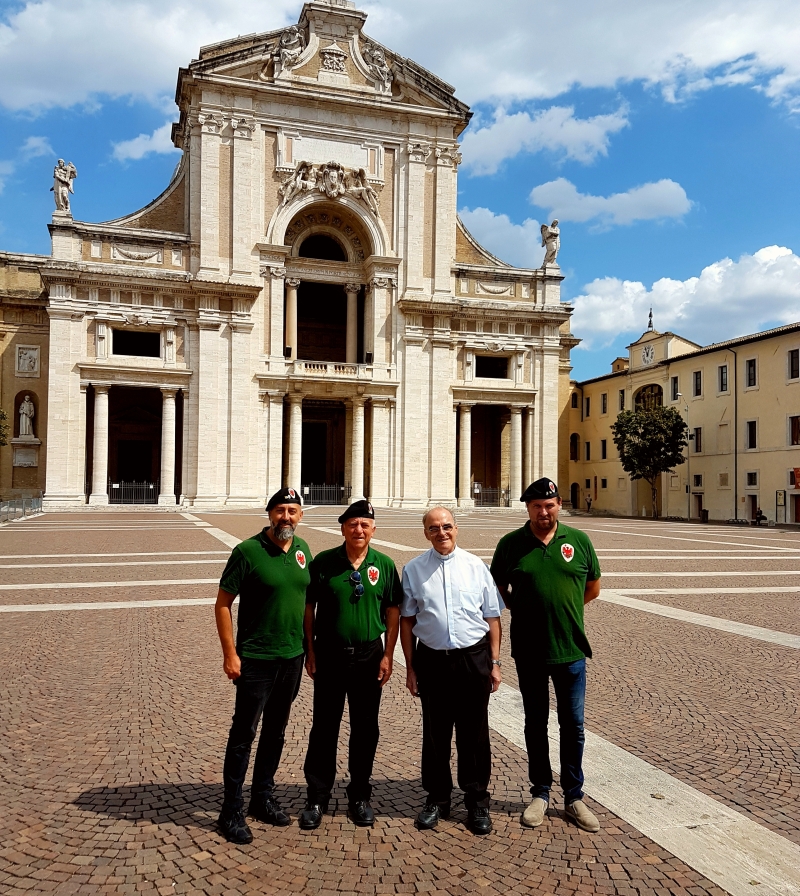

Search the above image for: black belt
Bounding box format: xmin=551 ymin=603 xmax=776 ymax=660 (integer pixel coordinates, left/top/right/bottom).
xmin=417 ymin=635 xmax=487 ymax=656
xmin=316 ymin=637 xmax=382 ymax=655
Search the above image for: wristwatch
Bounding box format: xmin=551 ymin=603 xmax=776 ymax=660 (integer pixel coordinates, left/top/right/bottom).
xmin=491 ymin=659 xmax=502 ymax=667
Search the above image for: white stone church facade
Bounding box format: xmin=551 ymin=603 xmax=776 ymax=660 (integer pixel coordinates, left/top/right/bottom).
xmin=11 ymin=0 xmax=576 ymax=509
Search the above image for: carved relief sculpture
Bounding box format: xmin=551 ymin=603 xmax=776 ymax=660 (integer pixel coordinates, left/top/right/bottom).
xmin=279 ymin=161 xmax=318 ymax=206
xmin=320 ymin=42 xmax=348 ymax=73
xmin=347 ymin=168 xmax=379 ymax=216
xmin=361 ymin=42 xmax=392 ymax=87
xmin=318 ymin=161 xmax=347 ymax=199
xmin=19 ymin=395 xmax=35 ymax=439
xmin=276 ymin=25 xmax=306 ymax=70
xmin=52 ymin=159 xmax=77 ymax=213
xmin=541 ymin=219 xmax=560 ymax=266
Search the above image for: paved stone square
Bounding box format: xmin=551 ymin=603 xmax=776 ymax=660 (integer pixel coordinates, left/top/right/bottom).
xmin=0 ymin=508 xmax=798 ymax=896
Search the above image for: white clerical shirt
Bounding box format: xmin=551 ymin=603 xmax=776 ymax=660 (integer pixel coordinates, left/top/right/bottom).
xmin=401 ymin=545 xmax=503 ymax=650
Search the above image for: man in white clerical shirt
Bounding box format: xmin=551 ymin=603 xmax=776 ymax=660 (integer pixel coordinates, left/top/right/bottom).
xmin=400 ymin=507 xmax=503 ymax=836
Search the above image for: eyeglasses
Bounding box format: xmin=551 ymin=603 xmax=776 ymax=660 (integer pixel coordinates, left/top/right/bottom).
xmin=426 ymin=524 xmax=454 ymax=534
xmin=349 ymin=570 xmax=364 ymax=597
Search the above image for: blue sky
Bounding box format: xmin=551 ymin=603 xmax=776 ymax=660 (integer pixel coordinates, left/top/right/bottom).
xmin=2 ymin=0 xmax=800 ymax=381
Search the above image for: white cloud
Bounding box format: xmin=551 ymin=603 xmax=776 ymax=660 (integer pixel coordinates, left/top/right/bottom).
xmin=530 ymin=177 xmax=692 ymax=226
xmin=571 ymin=246 xmax=800 ymax=350
xmin=112 ymin=122 xmax=179 ymax=162
xmin=1 ymin=1 xmax=800 ymax=111
xmin=460 ymin=105 xmax=629 ymax=174
xmin=19 ymin=136 xmax=54 ymax=158
xmin=458 ymin=207 xmax=544 ymax=268
xmin=0 ymin=160 xmax=14 ymax=194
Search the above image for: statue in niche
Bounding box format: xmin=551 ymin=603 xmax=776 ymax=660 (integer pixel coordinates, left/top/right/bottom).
xmin=18 ymin=395 xmax=35 ymax=438
xmin=318 ymin=161 xmax=347 ymax=199
xmin=347 ymin=167 xmax=379 ymax=216
xmin=541 ymin=219 xmax=560 ymax=265
xmin=276 ymin=26 xmax=306 ymax=70
xmin=362 ymin=42 xmax=392 ymax=87
xmin=279 ymin=161 xmax=318 ymax=206
xmin=52 ymin=159 xmax=77 ymax=213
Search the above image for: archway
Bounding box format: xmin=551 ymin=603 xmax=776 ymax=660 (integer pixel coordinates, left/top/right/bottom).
xmin=570 ymin=482 xmax=579 ymax=509
xmin=634 ymin=384 xmax=663 ymax=410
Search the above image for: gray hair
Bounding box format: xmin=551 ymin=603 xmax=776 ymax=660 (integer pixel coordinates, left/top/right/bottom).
xmin=422 ymin=506 xmax=457 ymax=528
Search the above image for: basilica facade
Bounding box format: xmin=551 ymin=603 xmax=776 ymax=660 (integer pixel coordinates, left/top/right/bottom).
xmin=0 ymin=0 xmax=576 ymax=509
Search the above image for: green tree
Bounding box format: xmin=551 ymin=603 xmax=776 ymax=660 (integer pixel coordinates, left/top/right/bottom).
xmin=0 ymin=408 xmax=8 ymax=447
xmin=611 ymin=406 xmax=688 ymax=519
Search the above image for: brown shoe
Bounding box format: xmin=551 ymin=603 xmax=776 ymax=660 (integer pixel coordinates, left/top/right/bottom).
xmin=565 ymin=800 xmax=600 ymax=832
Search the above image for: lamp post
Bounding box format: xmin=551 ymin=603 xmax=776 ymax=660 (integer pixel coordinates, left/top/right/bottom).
xmin=678 ymin=394 xmax=690 ymax=521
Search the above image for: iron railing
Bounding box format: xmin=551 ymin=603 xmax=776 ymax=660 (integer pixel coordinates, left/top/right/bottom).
xmin=473 ymin=486 xmax=510 ymax=507
xmin=109 ymin=480 xmax=160 ymax=505
xmin=0 ymin=490 xmax=43 ymax=522
xmin=302 ymin=483 xmax=352 ymax=505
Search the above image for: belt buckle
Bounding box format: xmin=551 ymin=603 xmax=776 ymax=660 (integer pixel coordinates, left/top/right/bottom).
xmin=344 ymin=646 xmax=355 ymax=655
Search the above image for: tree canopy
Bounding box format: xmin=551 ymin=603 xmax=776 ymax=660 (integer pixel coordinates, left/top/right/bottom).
xmin=611 ymin=406 xmax=688 ymax=518
xmin=0 ymin=408 xmax=8 ymax=448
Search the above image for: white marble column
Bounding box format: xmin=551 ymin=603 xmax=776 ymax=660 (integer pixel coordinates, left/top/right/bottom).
xmin=287 ymin=393 xmax=303 ymax=489
xmin=369 ymin=398 xmax=390 ymax=505
xmin=523 ymin=405 xmax=534 ymax=490
xmin=351 ymin=396 xmax=365 ymax=501
xmin=158 ymin=388 xmax=177 ymax=505
xmin=89 ymin=385 xmax=110 ymax=504
xmin=285 ymin=278 xmax=300 ymax=360
xmin=265 ymin=391 xmax=285 ymax=497
xmin=510 ymin=406 xmax=523 ymax=506
xmin=458 ymin=402 xmax=474 ymax=508
xmin=345 ymin=283 xmax=359 ymax=364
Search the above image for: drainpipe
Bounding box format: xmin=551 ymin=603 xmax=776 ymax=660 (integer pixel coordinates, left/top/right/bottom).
xmin=730 ymin=348 xmax=738 ymax=520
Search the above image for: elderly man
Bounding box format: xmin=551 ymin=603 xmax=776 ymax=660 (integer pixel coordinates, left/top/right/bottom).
xmin=491 ymin=478 xmax=602 ymax=833
xmin=215 ymin=487 xmax=312 ymax=844
xmin=300 ymin=500 xmax=402 ymax=830
xmin=401 ymin=507 xmax=503 ymax=835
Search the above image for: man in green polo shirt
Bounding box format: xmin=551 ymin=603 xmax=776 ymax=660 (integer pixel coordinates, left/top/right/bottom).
xmin=214 ymin=486 xmax=312 ymax=844
xmin=299 ymin=499 xmax=402 ymax=830
xmin=491 ymin=477 xmax=602 ymax=834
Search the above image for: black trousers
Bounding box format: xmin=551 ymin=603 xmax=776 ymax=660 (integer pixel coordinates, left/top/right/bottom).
xmin=221 ymin=654 xmax=304 ymax=814
xmin=413 ymin=638 xmax=492 ymax=809
xmin=303 ymin=638 xmax=384 ymax=804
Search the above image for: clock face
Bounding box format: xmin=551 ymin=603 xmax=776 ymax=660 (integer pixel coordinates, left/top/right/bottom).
xmin=642 ymin=345 xmax=655 ymax=365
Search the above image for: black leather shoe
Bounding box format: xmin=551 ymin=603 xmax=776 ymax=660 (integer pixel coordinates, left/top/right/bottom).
xmin=348 ymin=800 xmax=375 ymax=827
xmin=467 ymin=806 xmax=492 ymax=835
xmin=217 ymin=809 xmax=253 ymax=844
xmin=248 ymin=796 xmax=291 ymax=827
xmin=299 ymin=802 xmax=325 ymax=830
xmin=415 ymin=800 xmax=451 ymax=830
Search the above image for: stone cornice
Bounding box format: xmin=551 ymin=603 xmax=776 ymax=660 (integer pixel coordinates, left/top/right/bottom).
xmin=47 ymin=220 xmax=190 ymax=243
xmin=453 ymin=263 xmax=564 ymax=282
xmin=398 ymin=296 xmax=571 ymax=321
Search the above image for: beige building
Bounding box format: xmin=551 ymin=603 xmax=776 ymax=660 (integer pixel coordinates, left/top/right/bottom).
xmin=0 ymin=0 xmax=577 ymax=508
xmin=568 ymin=322 xmax=800 ymax=523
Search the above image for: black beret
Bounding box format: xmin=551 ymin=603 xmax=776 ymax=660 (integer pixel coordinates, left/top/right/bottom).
xmin=266 ymin=486 xmax=302 ymax=512
xmin=338 ymin=499 xmax=375 ymax=524
xmin=520 ymin=477 xmax=560 ymax=502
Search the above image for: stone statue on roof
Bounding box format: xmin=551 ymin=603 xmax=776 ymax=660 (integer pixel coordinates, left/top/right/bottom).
xmin=541 ymin=219 xmax=560 ymax=266
xmin=276 ymin=26 xmax=306 ymax=70
xmin=52 ymin=159 xmax=77 ymax=213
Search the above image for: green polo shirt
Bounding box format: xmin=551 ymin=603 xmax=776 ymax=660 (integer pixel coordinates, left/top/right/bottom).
xmin=490 ymin=521 xmax=600 ymax=665
xmin=219 ymin=529 xmax=312 ymax=661
xmin=307 ymin=544 xmax=403 ymax=648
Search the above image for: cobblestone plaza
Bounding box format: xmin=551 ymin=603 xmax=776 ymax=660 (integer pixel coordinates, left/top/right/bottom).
xmin=0 ymin=508 xmax=798 ymax=895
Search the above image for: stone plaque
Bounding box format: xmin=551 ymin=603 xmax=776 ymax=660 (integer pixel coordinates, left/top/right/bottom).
xmin=15 ymin=345 xmax=40 ymax=378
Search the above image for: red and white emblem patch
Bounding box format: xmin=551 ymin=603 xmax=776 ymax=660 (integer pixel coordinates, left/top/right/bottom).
xmin=288 ymin=488 xmax=296 ymax=499
xmin=561 ymin=544 xmax=575 ymax=563
xmin=295 ymin=550 xmax=306 ymax=569
xmin=367 ymin=565 xmax=380 ymax=586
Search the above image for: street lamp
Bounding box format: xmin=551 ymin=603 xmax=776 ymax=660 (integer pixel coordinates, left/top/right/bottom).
xmin=677 ymin=393 xmax=690 ymax=521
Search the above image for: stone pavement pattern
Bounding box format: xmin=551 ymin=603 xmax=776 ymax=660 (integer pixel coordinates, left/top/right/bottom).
xmin=0 ymin=509 xmax=797 ymax=895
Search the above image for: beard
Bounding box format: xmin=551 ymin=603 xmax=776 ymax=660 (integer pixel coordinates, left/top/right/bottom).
xmin=273 ymin=523 xmax=295 ymax=541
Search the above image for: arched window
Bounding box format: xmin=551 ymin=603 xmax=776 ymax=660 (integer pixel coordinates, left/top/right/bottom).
xmin=298 ymin=233 xmax=347 ymax=261
xmin=634 ymin=384 xmax=663 ymax=411
xmin=569 ymin=433 xmax=579 ymax=461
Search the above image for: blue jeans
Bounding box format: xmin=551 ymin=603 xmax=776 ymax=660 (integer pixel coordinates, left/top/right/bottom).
xmin=221 ymin=654 xmax=303 ymax=814
xmin=515 ymin=657 xmax=586 ymax=804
